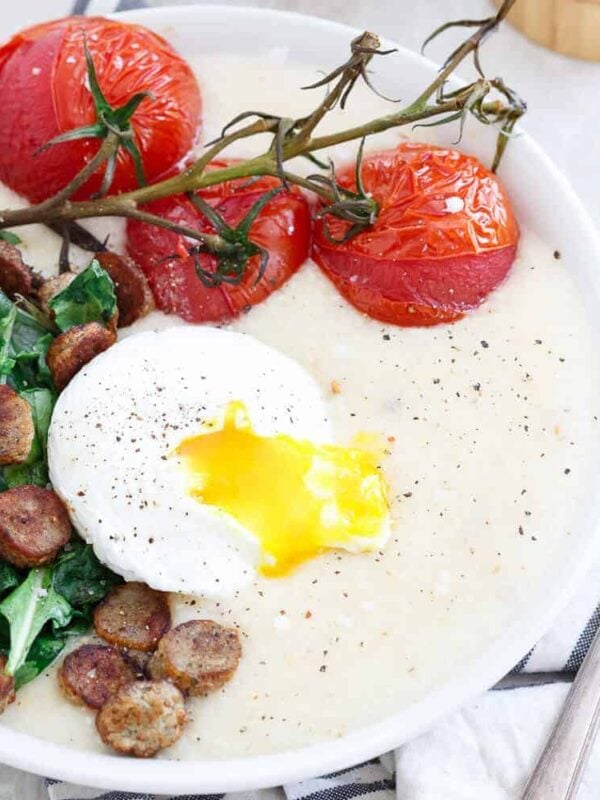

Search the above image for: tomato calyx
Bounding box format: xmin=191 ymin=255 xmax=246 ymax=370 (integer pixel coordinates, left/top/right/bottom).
xmin=309 ymin=139 xmax=379 ymax=244
xmin=39 ymin=38 xmax=151 ymax=196
xmin=174 ymin=185 xmax=286 ymax=288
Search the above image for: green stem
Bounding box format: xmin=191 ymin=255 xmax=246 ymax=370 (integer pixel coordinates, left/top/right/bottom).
xmin=276 ymin=171 xmax=335 ymax=201
xmin=0 ymin=85 xmax=489 ymax=229
xmin=0 ymin=4 xmax=521 ymax=236
xmin=0 ymin=306 xmax=16 ymax=386
xmin=35 ymin=133 xmax=119 ymax=213
xmin=118 ymin=207 xmax=235 ymax=254
xmin=412 ymin=0 xmax=518 ymax=108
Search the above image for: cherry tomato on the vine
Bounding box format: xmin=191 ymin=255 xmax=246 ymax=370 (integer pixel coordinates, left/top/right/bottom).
xmin=126 ymin=161 xmax=312 ymax=323
xmin=0 ymin=16 xmax=201 ymax=201
xmin=312 ymin=142 xmax=519 ymax=327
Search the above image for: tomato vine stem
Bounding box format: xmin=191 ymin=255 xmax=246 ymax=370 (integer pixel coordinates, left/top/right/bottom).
xmin=0 ymin=0 xmax=523 ymax=274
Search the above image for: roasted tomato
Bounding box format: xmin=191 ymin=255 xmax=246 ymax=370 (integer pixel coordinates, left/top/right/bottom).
xmin=312 ymin=142 xmax=519 ymax=327
xmin=126 ymin=161 xmax=312 ymax=323
xmin=0 ymin=17 xmax=201 ymax=202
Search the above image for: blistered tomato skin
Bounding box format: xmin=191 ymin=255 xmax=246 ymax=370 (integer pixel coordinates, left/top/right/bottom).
xmin=126 ymin=161 xmax=312 ymax=323
xmin=312 ymin=142 xmax=519 ymax=327
xmin=0 ymin=17 xmax=201 ymax=202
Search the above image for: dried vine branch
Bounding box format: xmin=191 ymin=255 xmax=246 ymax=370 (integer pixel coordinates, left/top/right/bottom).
xmin=0 ymin=0 xmax=524 ymax=280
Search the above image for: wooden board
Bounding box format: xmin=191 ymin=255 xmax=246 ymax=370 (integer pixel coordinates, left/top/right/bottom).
xmin=495 ymin=0 xmax=600 ymax=61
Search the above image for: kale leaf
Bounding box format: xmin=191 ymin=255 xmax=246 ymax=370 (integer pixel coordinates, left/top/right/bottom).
xmin=49 ymin=260 xmax=117 ymax=331
xmin=0 ymin=265 xmax=121 ymax=688
xmin=0 ymin=563 xmax=20 ymax=598
xmin=53 ymin=540 xmax=122 ymax=608
xmin=0 ymin=290 xmax=54 ymax=391
xmin=0 ymin=544 xmax=121 ymax=687
xmin=0 ymin=567 xmax=74 ymax=677
xmin=3 ymin=387 xmax=56 ymax=488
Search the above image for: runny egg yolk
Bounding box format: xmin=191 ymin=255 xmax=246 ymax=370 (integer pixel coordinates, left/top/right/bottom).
xmin=175 ymin=401 xmax=389 ymax=577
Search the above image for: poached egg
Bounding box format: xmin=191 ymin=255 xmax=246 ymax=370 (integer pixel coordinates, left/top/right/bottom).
xmin=48 ymin=326 xmax=390 ymax=596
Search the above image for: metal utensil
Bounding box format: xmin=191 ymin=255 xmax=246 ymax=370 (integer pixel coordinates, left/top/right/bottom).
xmin=522 ymin=623 xmax=600 ymax=799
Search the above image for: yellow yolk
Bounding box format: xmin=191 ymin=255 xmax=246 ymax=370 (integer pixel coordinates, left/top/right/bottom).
xmin=175 ymin=401 xmax=389 ymax=577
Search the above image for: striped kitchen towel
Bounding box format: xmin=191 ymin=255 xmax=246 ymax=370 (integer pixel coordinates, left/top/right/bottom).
xmin=1 ymin=0 xmax=600 ymax=797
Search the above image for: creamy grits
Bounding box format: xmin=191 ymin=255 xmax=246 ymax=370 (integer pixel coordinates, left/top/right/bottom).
xmin=1 ymin=55 xmax=598 ymax=760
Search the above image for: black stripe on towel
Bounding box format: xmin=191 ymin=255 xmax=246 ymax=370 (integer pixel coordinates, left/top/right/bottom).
xmin=170 ymin=795 xmax=225 ymax=800
xmin=565 ymin=601 xmax=600 ymax=672
xmin=301 ymin=778 xmax=395 ymax=800
xmin=512 ymin=648 xmax=535 ymax=674
xmin=322 ymin=759 xmax=382 ymax=780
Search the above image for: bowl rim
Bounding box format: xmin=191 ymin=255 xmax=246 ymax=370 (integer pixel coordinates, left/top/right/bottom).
xmin=1 ymin=4 xmax=600 ymax=793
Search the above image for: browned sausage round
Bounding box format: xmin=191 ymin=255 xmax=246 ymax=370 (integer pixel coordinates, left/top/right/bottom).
xmin=46 ymin=321 xmax=116 ymax=392
xmin=148 ymin=620 xmax=241 ymax=696
xmin=58 ymin=644 xmax=140 ymax=709
xmin=0 ymin=654 xmax=16 ymax=715
xmin=96 ymin=679 xmax=186 ymax=758
xmin=0 ymin=485 xmax=71 ymax=567
xmin=95 ymin=252 xmax=154 ymax=328
xmin=93 ymin=582 xmax=171 ymax=652
xmin=36 ymin=273 xmax=76 ymax=316
xmin=0 ymin=385 xmax=34 ymax=466
xmin=0 ymin=241 xmax=32 ymax=299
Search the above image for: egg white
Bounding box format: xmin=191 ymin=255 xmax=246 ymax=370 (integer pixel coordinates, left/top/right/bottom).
xmin=48 ymin=326 xmax=333 ymax=596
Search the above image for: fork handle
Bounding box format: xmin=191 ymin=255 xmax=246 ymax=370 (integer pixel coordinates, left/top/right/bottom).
xmin=522 ymin=624 xmax=600 ymax=799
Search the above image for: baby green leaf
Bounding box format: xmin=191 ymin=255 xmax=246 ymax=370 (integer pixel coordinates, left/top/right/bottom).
xmin=0 ymin=563 xmax=20 ymax=598
xmin=49 ymin=260 xmax=117 ymax=331
xmin=12 ymin=635 xmax=66 ymax=689
xmin=2 ymin=387 xmax=57 ymax=488
xmin=21 ymin=388 xmax=55 ymax=459
xmin=0 ymin=291 xmax=54 ymax=390
xmin=53 ymin=541 xmax=121 ymax=608
xmin=0 ymin=567 xmax=74 ymax=676
xmin=0 ymin=305 xmax=16 ymax=381
xmin=2 ymin=462 xmax=48 ymax=489
xmin=0 ymin=231 xmax=22 ymax=246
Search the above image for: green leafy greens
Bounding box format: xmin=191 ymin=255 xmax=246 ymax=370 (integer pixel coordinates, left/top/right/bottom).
xmin=49 ymin=260 xmax=117 ymax=331
xmin=0 ymin=231 xmax=22 ymax=246
xmin=0 ymin=262 xmax=121 ymax=688
xmin=0 ymin=564 xmax=20 ymax=598
xmin=3 ymin=387 xmax=56 ymax=489
xmin=0 ymin=544 xmax=121 ymax=687
xmin=53 ymin=540 xmax=122 ymax=608
xmin=0 ymin=568 xmax=74 ymax=678
xmin=0 ymin=290 xmax=54 ymax=391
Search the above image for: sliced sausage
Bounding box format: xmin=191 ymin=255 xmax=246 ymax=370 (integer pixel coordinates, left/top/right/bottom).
xmin=58 ymin=644 xmax=140 ymax=709
xmin=0 ymin=485 xmax=71 ymax=568
xmin=93 ymin=582 xmax=171 ymax=652
xmin=0 ymin=241 xmax=32 ymax=299
xmin=0 ymin=655 xmax=16 ymax=715
xmin=95 ymin=679 xmax=186 ymax=758
xmin=36 ymin=272 xmax=76 ymax=316
xmin=46 ymin=321 xmax=116 ymax=392
xmin=148 ymin=620 xmax=241 ymax=696
xmin=95 ymin=252 xmax=154 ymax=328
xmin=0 ymin=385 xmax=35 ymax=465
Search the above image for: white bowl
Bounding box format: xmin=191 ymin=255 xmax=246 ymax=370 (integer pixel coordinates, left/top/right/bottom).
xmin=1 ymin=5 xmax=600 ymax=794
